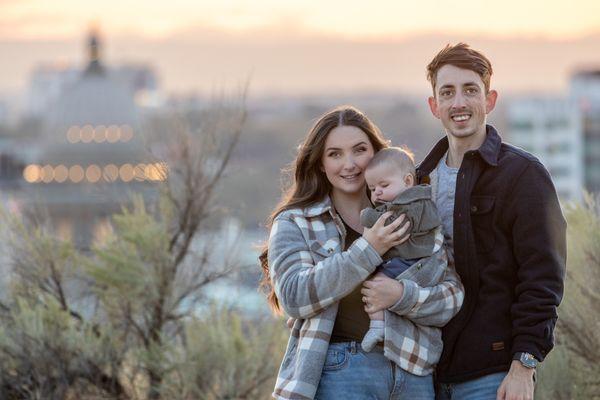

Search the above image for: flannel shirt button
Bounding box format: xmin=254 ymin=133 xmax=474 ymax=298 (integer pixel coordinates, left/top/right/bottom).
xmin=471 ymin=205 xmax=478 ymax=212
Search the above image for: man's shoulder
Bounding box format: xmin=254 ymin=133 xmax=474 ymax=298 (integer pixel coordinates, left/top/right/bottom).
xmin=498 ymin=142 xmax=542 ymax=166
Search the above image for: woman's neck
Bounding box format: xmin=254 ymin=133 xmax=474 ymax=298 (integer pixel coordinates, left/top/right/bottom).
xmin=331 ymin=189 xmax=370 ymax=231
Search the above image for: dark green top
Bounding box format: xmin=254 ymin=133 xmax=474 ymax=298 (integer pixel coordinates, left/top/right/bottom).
xmin=330 ymin=218 xmax=370 ymax=343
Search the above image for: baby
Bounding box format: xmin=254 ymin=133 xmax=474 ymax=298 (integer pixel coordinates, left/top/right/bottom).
xmin=360 ymin=146 xmax=445 ymax=351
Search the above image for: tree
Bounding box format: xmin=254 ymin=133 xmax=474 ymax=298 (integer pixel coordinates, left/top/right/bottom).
xmin=0 ymin=90 xmax=288 ymax=399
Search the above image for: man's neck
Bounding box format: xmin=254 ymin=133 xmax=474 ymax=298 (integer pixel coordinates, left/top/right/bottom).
xmin=446 ymin=127 xmax=487 ymax=168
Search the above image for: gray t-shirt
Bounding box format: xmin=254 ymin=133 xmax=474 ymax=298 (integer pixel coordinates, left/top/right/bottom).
xmin=435 ymin=152 xmax=459 ymax=242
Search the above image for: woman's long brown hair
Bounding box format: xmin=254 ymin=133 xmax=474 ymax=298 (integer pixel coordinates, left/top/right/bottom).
xmin=259 ymin=105 xmax=389 ymax=314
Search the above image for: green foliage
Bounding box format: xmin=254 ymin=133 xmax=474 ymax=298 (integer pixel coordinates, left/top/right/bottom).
xmin=535 ymin=193 xmax=600 ymax=399
xmin=161 ymin=307 xmax=288 ymax=400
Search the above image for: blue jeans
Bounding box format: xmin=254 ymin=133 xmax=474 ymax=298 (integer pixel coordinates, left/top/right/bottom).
xmin=315 ymin=341 xmax=435 ymax=400
xmin=435 ymin=372 xmax=507 ymax=400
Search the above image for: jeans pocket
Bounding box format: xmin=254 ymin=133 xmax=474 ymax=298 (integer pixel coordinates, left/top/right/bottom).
xmin=322 ymin=347 xmax=348 ymax=371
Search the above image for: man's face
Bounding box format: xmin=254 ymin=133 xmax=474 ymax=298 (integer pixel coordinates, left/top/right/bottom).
xmin=428 ymin=64 xmax=497 ymax=141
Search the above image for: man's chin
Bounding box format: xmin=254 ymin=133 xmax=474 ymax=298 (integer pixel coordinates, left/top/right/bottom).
xmin=447 ymin=127 xmax=478 ymax=139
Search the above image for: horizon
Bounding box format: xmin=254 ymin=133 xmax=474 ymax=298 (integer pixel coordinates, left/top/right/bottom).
xmin=0 ymin=1 xmax=599 ymax=100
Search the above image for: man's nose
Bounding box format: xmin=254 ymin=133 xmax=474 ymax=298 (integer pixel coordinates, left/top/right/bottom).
xmin=452 ymin=92 xmax=467 ymax=109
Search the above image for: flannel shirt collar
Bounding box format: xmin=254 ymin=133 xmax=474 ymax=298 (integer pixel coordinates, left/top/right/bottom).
xmin=302 ymin=196 xmax=333 ymax=217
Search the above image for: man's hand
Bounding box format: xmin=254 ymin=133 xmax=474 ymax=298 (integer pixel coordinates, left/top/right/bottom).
xmin=496 ymin=360 xmax=535 ymax=400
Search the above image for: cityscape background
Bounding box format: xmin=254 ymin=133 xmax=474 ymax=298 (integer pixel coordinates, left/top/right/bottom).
xmin=0 ymin=1 xmax=599 ymax=308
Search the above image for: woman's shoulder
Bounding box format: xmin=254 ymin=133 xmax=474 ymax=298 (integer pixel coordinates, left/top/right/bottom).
xmin=273 ymin=196 xmax=333 ymax=222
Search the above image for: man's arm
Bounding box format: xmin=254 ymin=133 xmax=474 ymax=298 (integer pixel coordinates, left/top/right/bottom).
xmin=507 ymin=160 xmax=567 ymax=362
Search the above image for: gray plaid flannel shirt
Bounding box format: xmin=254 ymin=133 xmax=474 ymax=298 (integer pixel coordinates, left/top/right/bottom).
xmin=268 ymin=196 xmax=464 ymax=400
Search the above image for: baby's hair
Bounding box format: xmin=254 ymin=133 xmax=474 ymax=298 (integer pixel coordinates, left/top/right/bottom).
xmin=366 ymin=146 xmax=416 ymax=178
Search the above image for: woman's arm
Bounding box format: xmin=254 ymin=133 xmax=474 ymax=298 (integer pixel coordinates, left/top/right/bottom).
xmin=269 ymin=211 xmax=409 ymax=319
xmin=269 ymin=214 xmax=380 ymax=319
xmin=361 ymin=247 xmax=464 ymax=327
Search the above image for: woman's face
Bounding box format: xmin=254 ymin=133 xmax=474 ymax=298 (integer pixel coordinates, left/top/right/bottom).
xmin=321 ymin=125 xmax=375 ymax=197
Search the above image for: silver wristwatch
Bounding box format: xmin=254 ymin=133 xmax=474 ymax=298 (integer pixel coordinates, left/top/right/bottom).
xmin=513 ymin=352 xmax=538 ymax=369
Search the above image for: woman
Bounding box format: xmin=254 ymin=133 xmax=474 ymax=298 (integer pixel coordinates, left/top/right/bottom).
xmin=260 ymin=106 xmax=463 ymax=400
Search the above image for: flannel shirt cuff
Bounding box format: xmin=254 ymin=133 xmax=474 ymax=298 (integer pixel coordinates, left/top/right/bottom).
xmin=349 ymin=237 xmax=383 ymax=274
xmin=388 ymin=279 xmax=419 ymax=315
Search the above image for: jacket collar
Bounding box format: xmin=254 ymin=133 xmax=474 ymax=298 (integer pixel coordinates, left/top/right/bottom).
xmin=417 ymin=125 xmax=502 ymax=178
xmin=303 ymin=196 xmax=334 ymax=217
xmin=388 ymin=184 xmax=432 ymax=205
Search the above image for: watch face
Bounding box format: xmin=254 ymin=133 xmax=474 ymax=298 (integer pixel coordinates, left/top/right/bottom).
xmin=520 ymin=353 xmax=537 ymax=368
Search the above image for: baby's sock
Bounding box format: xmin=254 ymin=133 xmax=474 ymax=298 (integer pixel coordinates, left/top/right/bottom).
xmin=361 ymin=320 xmax=384 ymax=352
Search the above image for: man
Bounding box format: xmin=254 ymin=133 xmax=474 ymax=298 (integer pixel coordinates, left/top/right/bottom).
xmin=417 ymin=43 xmax=566 ymax=400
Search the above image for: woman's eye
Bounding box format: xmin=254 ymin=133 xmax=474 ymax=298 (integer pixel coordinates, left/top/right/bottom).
xmin=355 ymin=147 xmax=367 ymax=153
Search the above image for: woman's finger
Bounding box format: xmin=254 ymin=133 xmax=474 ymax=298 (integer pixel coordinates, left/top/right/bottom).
xmin=374 ymin=211 xmax=394 ymax=228
xmin=382 ymin=213 xmax=406 ymax=234
xmin=362 ymin=280 xmax=374 ymax=289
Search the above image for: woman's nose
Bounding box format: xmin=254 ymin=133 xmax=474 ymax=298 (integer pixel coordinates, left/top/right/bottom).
xmin=343 ymin=155 xmax=356 ymax=170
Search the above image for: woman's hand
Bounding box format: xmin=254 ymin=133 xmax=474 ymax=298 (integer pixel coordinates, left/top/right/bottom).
xmin=361 ymin=274 xmax=405 ymax=313
xmin=362 ymin=212 xmax=411 ymax=256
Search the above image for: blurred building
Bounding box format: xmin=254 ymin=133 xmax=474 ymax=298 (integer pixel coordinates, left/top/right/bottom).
xmin=26 ymin=43 xmax=161 ymax=118
xmin=20 ymin=29 xmax=166 ymax=248
xmin=570 ymin=70 xmax=600 ymax=195
xmin=507 ymin=97 xmax=584 ymax=202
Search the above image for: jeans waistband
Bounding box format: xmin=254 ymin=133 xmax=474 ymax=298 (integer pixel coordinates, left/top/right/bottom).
xmin=329 ymin=340 xmax=384 ymax=354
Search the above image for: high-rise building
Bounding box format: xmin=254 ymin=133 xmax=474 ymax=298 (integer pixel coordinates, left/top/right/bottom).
xmin=570 ymin=70 xmax=600 ymax=194
xmin=507 ymin=97 xmax=584 ymax=202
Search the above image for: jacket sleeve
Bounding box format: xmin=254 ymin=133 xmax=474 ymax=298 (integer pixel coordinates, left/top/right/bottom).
xmin=268 ymin=213 xmax=382 ymax=319
xmin=506 ymin=161 xmax=566 ymax=361
xmin=387 ymin=245 xmax=465 ymax=327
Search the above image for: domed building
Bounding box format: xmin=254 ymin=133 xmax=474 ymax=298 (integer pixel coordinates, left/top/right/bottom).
xmin=22 ymin=29 xmax=166 ymax=248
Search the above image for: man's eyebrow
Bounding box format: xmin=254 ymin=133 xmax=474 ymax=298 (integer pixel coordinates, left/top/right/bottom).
xmin=438 ymin=84 xmax=454 ymax=92
xmin=439 ymin=82 xmax=481 ymax=91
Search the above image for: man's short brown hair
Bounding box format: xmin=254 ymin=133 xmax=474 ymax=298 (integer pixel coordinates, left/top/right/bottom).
xmin=427 ymin=43 xmax=493 ymax=95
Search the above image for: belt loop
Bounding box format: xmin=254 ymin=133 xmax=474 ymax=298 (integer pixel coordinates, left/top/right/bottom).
xmin=350 ymin=341 xmax=357 ymax=354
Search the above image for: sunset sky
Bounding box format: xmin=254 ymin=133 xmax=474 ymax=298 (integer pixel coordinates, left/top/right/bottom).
xmin=1 ymin=0 xmax=599 ymax=40
xmin=1 ymin=1 xmax=599 ymax=97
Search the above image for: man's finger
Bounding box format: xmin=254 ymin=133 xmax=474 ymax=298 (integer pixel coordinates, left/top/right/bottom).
xmin=496 ymin=381 xmax=506 ymax=400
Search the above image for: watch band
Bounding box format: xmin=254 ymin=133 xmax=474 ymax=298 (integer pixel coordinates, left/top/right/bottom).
xmin=513 ymin=352 xmax=538 ymax=369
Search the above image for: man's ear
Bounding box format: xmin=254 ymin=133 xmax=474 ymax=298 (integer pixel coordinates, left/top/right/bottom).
xmin=428 ymin=96 xmax=440 ymax=119
xmin=486 ymin=90 xmax=498 ymax=114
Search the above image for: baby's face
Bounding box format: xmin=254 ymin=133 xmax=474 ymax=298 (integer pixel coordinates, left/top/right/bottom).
xmin=365 ymin=162 xmax=413 ymax=204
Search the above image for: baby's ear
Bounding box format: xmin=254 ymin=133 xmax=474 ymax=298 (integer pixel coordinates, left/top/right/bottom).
xmin=404 ymin=173 xmax=415 ymax=186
